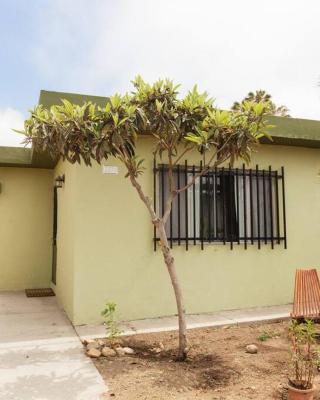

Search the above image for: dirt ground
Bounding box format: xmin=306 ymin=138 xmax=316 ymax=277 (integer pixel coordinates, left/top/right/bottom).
xmin=94 ymin=320 xmax=320 ymax=400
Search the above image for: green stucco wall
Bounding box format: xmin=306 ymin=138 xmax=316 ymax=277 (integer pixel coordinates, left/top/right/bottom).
xmin=53 ymin=140 xmax=320 ymax=325
xmin=51 ymin=160 xmax=77 ymax=321
xmin=0 ymin=168 xmax=53 ymax=290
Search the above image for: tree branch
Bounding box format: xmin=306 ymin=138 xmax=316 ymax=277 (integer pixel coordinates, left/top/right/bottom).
xmin=162 ymin=192 xmax=174 ymax=225
xmin=175 ymin=134 xmax=234 ymax=194
xmin=161 ymin=134 xmax=235 ymax=224
xmin=122 ymin=157 xmax=159 ymax=225
xmin=128 ymin=172 xmax=159 ymax=222
xmin=172 ymin=145 xmax=193 ymax=166
xmin=162 ymin=151 xmax=175 ymax=225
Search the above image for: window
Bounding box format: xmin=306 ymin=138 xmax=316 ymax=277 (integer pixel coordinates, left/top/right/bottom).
xmin=155 ymin=163 xmax=287 ymax=250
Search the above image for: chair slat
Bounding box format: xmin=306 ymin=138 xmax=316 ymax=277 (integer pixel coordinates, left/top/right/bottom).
xmin=291 ymin=269 xmax=320 ymax=319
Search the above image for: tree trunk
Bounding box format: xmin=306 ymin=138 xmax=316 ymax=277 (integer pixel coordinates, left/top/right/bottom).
xmin=129 ymin=174 xmax=188 ymax=361
xmin=157 ymin=221 xmax=188 ymax=361
xmin=128 ymin=174 xmax=188 ymax=360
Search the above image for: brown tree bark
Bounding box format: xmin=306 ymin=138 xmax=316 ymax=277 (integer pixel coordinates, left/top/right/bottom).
xmin=129 ymin=174 xmax=188 ymax=360
xmin=126 ymin=150 xmax=232 ymax=360
xmin=157 ymin=220 xmax=188 ymax=360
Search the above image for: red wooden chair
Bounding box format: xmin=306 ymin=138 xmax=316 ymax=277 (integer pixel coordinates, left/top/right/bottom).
xmin=291 ymin=269 xmax=320 ymax=320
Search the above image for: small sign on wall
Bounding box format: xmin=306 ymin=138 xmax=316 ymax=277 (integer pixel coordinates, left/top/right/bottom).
xmin=102 ymin=165 xmax=119 ymax=175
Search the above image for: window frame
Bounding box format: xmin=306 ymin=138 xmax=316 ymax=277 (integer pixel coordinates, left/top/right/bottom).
xmin=154 ymin=161 xmax=287 ymax=250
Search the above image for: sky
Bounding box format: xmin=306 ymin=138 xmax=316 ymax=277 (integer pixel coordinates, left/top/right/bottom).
xmin=1 ymin=0 xmax=320 ymax=146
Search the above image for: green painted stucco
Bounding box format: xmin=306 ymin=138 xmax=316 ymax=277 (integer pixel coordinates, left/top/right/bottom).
xmin=0 ymin=167 xmax=53 ymax=290
xmin=2 ymin=88 xmax=320 ymax=324
xmin=51 ymin=139 xmax=320 ymax=325
xmin=50 ymin=160 xmax=76 ymax=320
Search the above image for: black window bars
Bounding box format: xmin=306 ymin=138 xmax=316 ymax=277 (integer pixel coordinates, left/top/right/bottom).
xmin=153 ymin=159 xmax=287 ymax=251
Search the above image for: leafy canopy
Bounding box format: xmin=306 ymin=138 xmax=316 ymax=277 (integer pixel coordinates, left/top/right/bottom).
xmin=22 ymin=77 xmax=273 ymax=175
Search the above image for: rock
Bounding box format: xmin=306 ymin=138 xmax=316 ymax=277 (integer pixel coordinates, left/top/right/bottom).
xmin=110 ymin=339 xmax=123 ymax=347
xmin=151 ymin=347 xmax=162 ymax=354
xmin=87 ymin=348 xmax=101 ymax=358
xmin=87 ymin=341 xmax=100 ymax=350
xmin=82 ymin=338 xmax=96 ymax=345
xmin=158 ymin=342 xmax=164 ymax=350
xmin=115 ymin=347 xmax=126 ymax=356
xmin=97 ymin=339 xmax=105 ymax=346
xmin=122 ymin=347 xmax=135 ymax=355
xmin=245 ymin=344 xmax=258 ymax=354
xmin=102 ymin=347 xmax=117 ymax=357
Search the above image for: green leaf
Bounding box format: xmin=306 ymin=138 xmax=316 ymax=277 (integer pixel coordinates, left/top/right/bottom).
xmin=155 ymin=99 xmax=163 ymax=112
xmin=61 ymin=99 xmax=74 ymax=115
xmin=118 ymin=117 xmax=129 ymax=126
xmin=12 ymin=128 xmax=25 ymax=135
xmin=185 ymin=134 xmax=202 ymax=144
xmin=112 ymin=113 xmax=119 ymax=126
xmin=110 ymin=94 xmax=121 ymax=110
xmin=105 ymin=103 xmax=111 ymax=113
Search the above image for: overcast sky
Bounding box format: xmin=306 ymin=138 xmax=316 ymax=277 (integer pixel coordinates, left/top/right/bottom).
xmin=1 ymin=0 xmax=320 ymax=146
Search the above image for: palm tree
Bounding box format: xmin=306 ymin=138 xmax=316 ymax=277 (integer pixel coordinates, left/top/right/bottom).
xmin=232 ymin=90 xmax=290 ymax=117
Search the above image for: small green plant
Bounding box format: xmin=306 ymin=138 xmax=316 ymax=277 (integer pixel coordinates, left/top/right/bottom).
xmin=258 ymin=329 xmax=279 ymax=342
xmin=288 ymin=320 xmax=319 ymax=390
xmin=101 ymin=302 xmax=122 ymax=343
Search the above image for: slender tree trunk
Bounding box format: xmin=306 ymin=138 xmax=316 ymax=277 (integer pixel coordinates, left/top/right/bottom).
xmin=157 ymin=221 xmax=188 ymax=360
xmin=129 ymin=174 xmax=188 ymax=360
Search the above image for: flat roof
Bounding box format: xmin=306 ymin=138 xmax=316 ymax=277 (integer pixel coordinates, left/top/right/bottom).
xmin=0 ymin=146 xmax=57 ymax=168
xmin=1 ymin=90 xmax=320 ymax=168
xmin=38 ymin=90 xmax=109 ymax=109
xmin=0 ymin=90 xmax=109 ymax=168
xmin=263 ymin=115 xmax=320 ymax=148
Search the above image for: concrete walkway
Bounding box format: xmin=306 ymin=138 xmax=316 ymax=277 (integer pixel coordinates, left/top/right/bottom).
xmin=75 ymin=303 xmax=291 ymax=341
xmin=0 ymin=292 xmax=106 ymax=400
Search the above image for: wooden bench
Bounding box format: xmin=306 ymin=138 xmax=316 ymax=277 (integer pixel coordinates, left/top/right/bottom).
xmin=291 ymin=269 xmax=320 ymax=320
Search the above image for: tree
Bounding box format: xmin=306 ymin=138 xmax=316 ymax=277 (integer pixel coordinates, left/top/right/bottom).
xmin=22 ymin=77 xmax=272 ymax=360
xmin=232 ymin=90 xmax=290 ymax=117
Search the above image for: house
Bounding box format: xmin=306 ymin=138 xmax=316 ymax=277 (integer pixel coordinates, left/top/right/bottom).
xmin=1 ymin=90 xmax=320 ymax=326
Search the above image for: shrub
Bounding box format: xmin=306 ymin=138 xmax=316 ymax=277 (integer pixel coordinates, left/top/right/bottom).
xmin=288 ymin=320 xmax=319 ymax=390
xmin=101 ymin=302 xmax=122 ymax=343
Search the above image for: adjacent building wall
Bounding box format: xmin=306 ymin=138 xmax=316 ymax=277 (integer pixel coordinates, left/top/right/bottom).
xmin=55 ymin=140 xmax=320 ymax=325
xmin=51 ymin=160 xmax=77 ymax=321
xmin=0 ymin=168 xmax=53 ymax=290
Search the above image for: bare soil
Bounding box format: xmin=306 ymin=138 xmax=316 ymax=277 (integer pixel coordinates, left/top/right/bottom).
xmin=94 ymin=320 xmax=320 ymax=399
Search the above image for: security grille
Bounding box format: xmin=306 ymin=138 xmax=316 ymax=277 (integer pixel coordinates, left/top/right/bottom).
xmin=153 ymin=160 xmax=287 ymax=250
